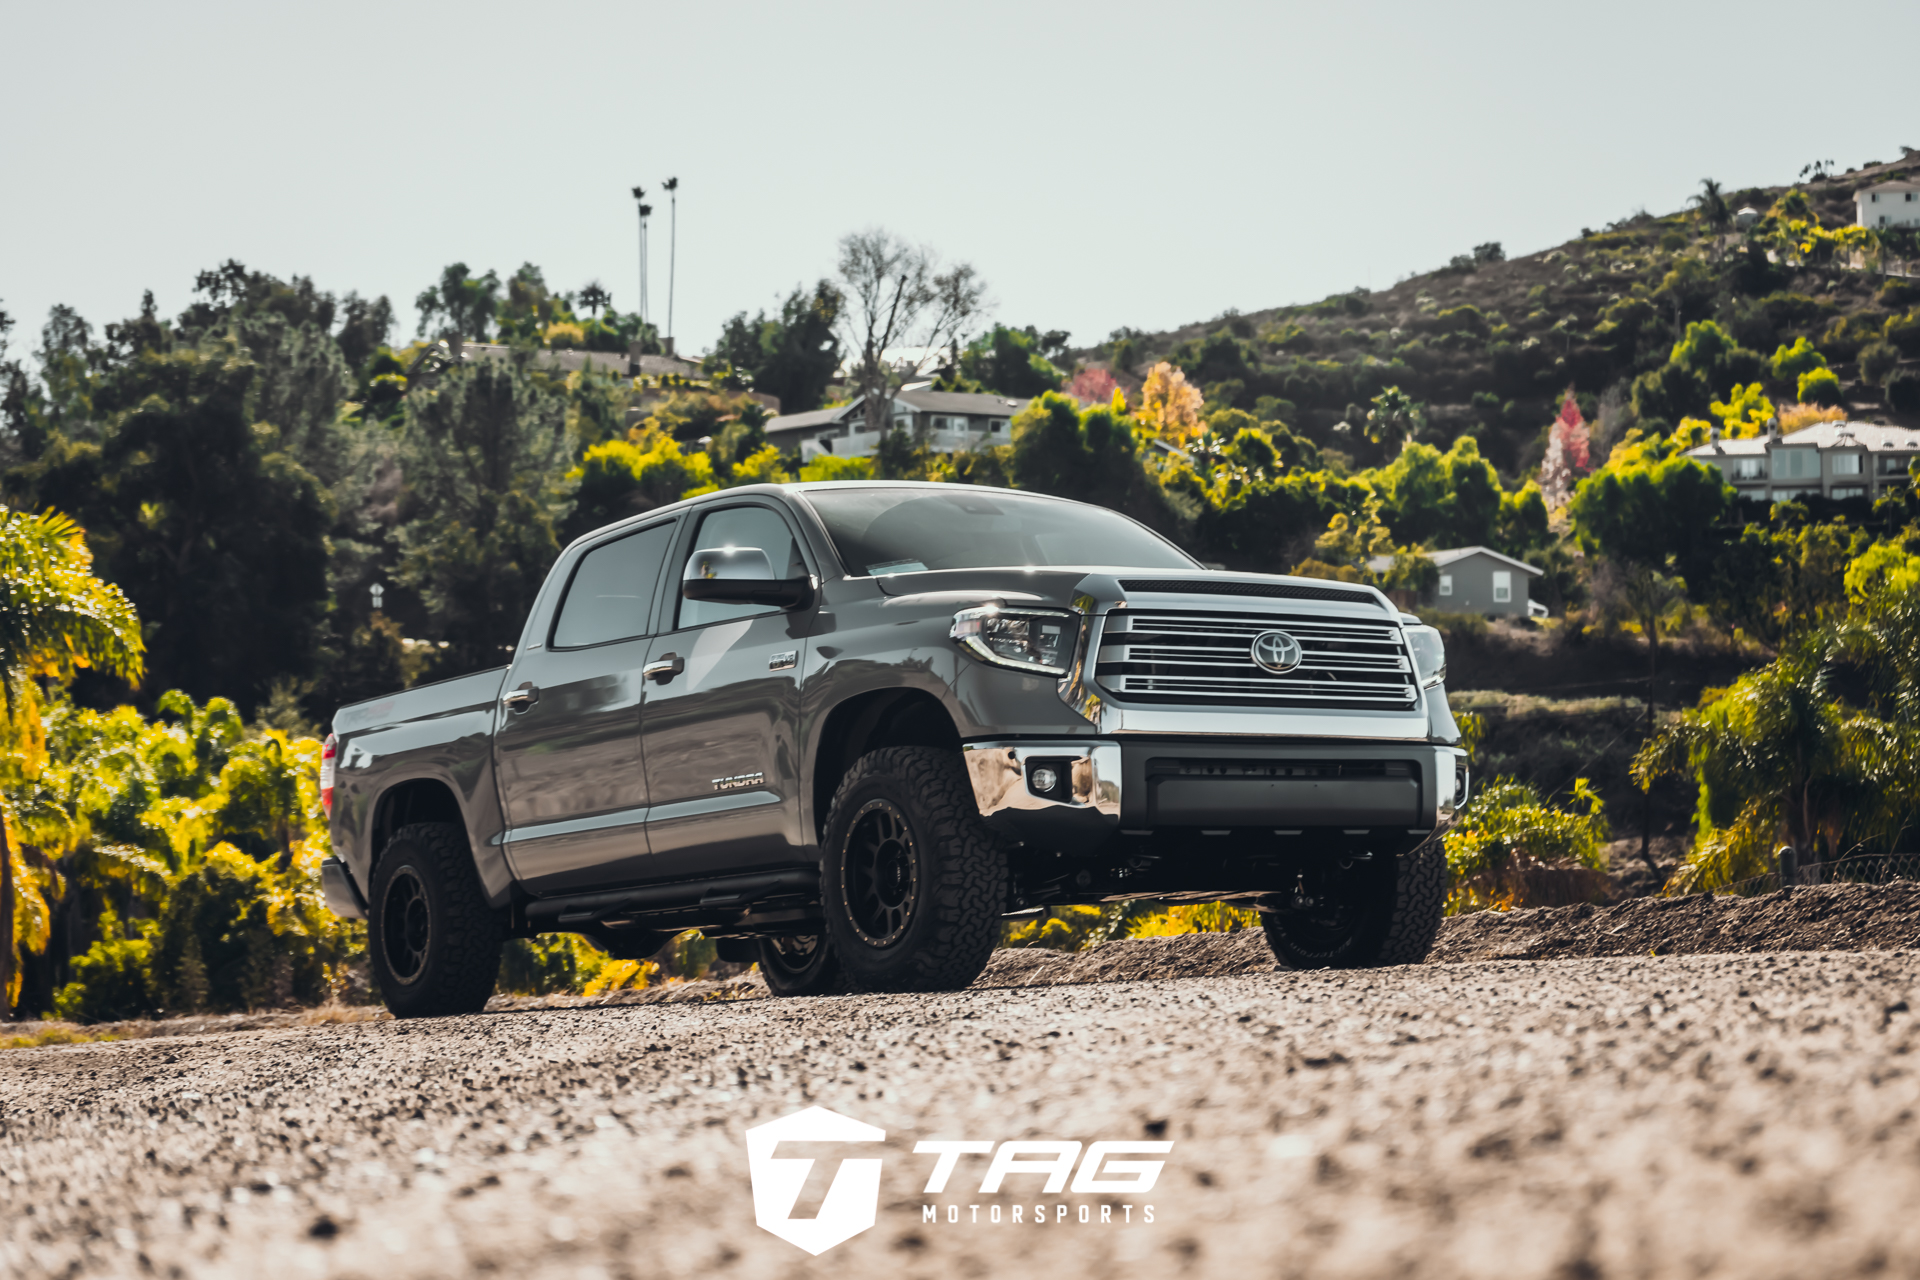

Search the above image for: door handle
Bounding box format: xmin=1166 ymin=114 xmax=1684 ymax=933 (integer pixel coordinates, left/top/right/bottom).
xmin=502 ymin=681 xmax=539 ymax=711
xmin=643 ymin=653 xmax=685 ymax=685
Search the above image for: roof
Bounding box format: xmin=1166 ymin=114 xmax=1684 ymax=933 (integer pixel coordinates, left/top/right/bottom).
xmin=461 ymin=342 xmax=633 ymax=376
xmin=896 ymin=389 xmax=1028 ymax=416
xmin=1684 ymin=421 xmax=1920 ymax=457
xmin=1857 ymin=179 xmax=1920 ymax=197
xmin=764 ymin=406 xmax=852 ymax=436
xmin=1365 ymin=546 xmax=1543 ymax=576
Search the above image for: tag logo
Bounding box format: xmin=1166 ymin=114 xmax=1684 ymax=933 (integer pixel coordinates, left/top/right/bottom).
xmin=744 ymin=1106 xmax=886 ymax=1255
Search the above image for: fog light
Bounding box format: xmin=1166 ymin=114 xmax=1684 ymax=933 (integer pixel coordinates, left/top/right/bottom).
xmin=1030 ymin=767 xmax=1060 ymax=794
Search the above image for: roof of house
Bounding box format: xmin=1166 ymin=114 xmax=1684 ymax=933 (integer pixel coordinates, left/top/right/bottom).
xmin=1365 ymin=546 xmax=1542 ymax=576
xmin=1364 ymin=546 xmax=1543 ymax=576
xmin=1857 ymin=179 xmax=1920 ymax=197
xmin=462 ymin=342 xmax=633 ymax=377
xmin=764 ymin=406 xmax=852 ymax=436
xmin=1684 ymin=421 xmax=1920 ymax=457
xmin=896 ymin=389 xmax=1028 ymax=416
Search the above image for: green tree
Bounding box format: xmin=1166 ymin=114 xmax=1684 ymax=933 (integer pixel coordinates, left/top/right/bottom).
xmin=705 ymin=281 xmax=845 ymax=412
xmin=414 ymin=263 xmax=502 ymax=342
xmin=957 ymin=324 xmax=1067 ymax=398
xmin=13 ymin=345 xmax=332 ymax=708
xmin=397 ymin=356 xmax=568 ymax=675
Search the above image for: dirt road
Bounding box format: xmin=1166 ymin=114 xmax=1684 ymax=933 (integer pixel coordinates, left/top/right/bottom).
xmin=7 ymin=945 xmax=1920 ymax=1279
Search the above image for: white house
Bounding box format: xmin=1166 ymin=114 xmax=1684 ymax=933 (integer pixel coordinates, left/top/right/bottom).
xmin=764 ymin=387 xmax=1029 ymax=461
xmin=1684 ymin=420 xmax=1920 ymax=502
xmin=1856 ymin=180 xmax=1920 ymax=229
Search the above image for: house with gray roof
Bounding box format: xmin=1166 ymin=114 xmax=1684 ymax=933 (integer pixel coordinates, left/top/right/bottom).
xmin=764 ymin=387 xmax=1029 ymax=461
xmin=1368 ymin=546 xmax=1546 ymax=618
xmin=1683 ymin=420 xmax=1920 ymax=503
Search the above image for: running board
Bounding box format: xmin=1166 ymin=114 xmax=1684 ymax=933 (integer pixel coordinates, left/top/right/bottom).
xmin=525 ymin=868 xmax=820 ymax=927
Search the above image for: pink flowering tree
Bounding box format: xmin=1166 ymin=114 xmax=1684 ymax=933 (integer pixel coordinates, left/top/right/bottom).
xmin=1538 ymin=390 xmax=1593 ymax=508
xmin=1064 ymin=366 xmax=1124 ymax=409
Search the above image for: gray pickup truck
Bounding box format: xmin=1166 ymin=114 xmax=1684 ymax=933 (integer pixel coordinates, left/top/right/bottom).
xmin=321 ymin=481 xmax=1467 ymax=1016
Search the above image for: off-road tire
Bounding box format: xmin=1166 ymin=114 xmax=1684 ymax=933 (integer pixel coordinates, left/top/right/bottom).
xmin=755 ymin=935 xmax=851 ymax=997
xmin=1261 ymin=837 xmax=1447 ymax=970
xmin=820 ymin=746 xmax=1007 ymax=993
xmin=368 ymin=822 xmax=506 ymax=1018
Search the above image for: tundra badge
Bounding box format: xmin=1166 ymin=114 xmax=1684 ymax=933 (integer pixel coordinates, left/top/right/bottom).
xmin=713 ymin=772 xmax=766 ymax=792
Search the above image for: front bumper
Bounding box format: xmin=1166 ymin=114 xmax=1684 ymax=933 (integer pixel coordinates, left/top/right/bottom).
xmin=963 ymin=738 xmax=1467 ymax=852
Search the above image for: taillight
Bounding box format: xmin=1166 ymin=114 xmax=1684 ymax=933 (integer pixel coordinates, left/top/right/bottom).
xmin=321 ymin=733 xmax=337 ymax=815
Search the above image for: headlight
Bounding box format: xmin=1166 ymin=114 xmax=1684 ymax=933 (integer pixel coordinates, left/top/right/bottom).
xmin=1403 ymin=623 xmax=1447 ymax=689
xmin=950 ymin=606 xmax=1077 ymax=675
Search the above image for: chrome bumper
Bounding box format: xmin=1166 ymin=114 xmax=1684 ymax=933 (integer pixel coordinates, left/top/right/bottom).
xmin=962 ymin=740 xmax=1468 ymax=849
xmin=321 ymin=856 xmax=369 ymax=920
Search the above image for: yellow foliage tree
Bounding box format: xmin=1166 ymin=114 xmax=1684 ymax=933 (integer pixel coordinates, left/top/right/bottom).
xmin=0 ymin=507 xmax=144 ymax=1016
xmin=1136 ymin=362 xmax=1203 ymax=443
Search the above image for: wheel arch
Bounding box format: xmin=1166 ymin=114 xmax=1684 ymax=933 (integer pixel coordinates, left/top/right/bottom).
xmin=370 ymin=777 xmax=466 ymax=871
xmin=809 ymin=689 xmax=961 ymax=840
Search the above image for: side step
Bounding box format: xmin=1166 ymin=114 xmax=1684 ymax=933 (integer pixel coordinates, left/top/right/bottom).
xmin=525 ymin=868 xmax=820 ymax=927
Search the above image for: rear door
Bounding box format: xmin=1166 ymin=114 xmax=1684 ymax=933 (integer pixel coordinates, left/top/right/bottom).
xmin=493 ymin=517 xmax=678 ymax=893
xmin=637 ymin=500 xmax=814 ymax=879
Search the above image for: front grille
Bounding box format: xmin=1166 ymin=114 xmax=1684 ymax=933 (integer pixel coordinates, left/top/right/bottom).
xmin=1117 ymin=578 xmax=1381 ymax=606
xmin=1096 ymin=608 xmax=1417 ymax=710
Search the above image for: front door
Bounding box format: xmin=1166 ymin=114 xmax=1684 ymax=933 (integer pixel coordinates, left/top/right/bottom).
xmin=638 ymin=501 xmax=813 ymax=880
xmin=493 ymin=517 xmax=678 ymax=893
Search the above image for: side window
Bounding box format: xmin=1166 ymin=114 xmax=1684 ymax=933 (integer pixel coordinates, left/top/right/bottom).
xmin=677 ymin=505 xmax=807 ymax=629
xmin=1492 ymin=571 xmax=1513 ymax=603
xmin=550 ymin=521 xmax=676 ymax=648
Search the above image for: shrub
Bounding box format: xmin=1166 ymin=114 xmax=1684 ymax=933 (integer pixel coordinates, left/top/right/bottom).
xmin=1890 ymin=370 xmax=1920 ymax=414
xmin=1769 ymin=336 xmax=1827 ymax=384
xmin=1888 ymin=310 xmax=1920 ymax=358
xmin=1797 ymin=366 xmax=1843 ymax=406
xmin=1860 ymin=341 xmax=1901 ymax=386
xmin=497 ymin=934 xmax=608 ymax=996
xmin=797 ymin=455 xmax=873 ymax=482
xmin=52 ymin=917 xmax=157 ymax=1023
xmin=543 ymin=322 xmax=586 ymax=349
xmin=1443 ymin=778 xmax=1610 ymax=913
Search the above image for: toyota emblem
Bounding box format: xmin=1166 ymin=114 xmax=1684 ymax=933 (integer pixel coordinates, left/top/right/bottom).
xmin=1250 ymin=630 xmax=1304 ymax=673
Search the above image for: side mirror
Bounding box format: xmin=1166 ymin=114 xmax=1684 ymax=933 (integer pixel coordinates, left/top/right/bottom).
xmin=681 ymin=546 xmax=813 ymax=609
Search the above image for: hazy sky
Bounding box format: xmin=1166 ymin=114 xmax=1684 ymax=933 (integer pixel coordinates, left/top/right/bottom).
xmin=4 ymin=0 xmax=1916 ymax=365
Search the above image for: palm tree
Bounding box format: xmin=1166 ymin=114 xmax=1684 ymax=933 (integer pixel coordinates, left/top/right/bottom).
xmin=1364 ymin=387 xmax=1422 ymax=454
xmin=1634 ymin=635 xmax=1913 ymax=892
xmin=577 ymin=281 xmax=611 ymax=320
xmin=1691 ymin=179 xmax=1732 ymax=258
xmin=0 ymin=506 xmax=143 ymax=1018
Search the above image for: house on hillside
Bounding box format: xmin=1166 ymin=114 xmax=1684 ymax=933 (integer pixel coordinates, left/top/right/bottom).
xmin=1684 ymin=420 xmax=1920 ymax=502
xmin=1857 ymin=180 xmax=1920 ymax=229
xmin=1369 ymin=546 xmax=1546 ymax=618
xmin=764 ymin=387 xmax=1029 ymax=461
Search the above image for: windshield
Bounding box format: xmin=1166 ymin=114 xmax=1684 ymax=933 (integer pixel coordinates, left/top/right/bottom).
xmin=798 ymin=486 xmax=1197 ymax=576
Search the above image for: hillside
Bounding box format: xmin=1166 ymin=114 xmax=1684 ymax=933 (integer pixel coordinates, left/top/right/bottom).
xmin=1089 ymin=160 xmax=1920 ymax=483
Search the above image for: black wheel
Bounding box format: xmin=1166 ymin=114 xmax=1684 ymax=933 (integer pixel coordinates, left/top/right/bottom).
xmin=820 ymin=746 xmax=1007 ymax=993
xmin=1260 ymin=838 xmax=1447 ymax=969
xmin=368 ymin=822 xmax=505 ymax=1018
xmin=755 ymin=934 xmax=850 ymax=997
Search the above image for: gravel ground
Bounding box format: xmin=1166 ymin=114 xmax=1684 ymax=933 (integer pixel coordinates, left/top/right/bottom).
xmin=8 ymin=939 xmax=1920 ymax=1279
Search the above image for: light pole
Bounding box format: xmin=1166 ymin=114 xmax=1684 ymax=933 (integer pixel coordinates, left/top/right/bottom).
xmin=631 ymin=186 xmax=651 ymax=327
xmin=663 ymin=176 xmax=679 ymax=350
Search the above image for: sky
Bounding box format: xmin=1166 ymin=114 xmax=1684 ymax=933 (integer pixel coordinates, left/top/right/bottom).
xmin=4 ymin=0 xmax=1917 ymax=367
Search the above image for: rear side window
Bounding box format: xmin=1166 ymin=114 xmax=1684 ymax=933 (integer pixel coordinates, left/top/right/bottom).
xmin=550 ymin=522 xmax=676 ymax=648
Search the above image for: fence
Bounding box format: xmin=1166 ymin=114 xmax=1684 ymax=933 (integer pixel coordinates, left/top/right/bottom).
xmin=1708 ymin=850 xmax=1920 ymax=898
